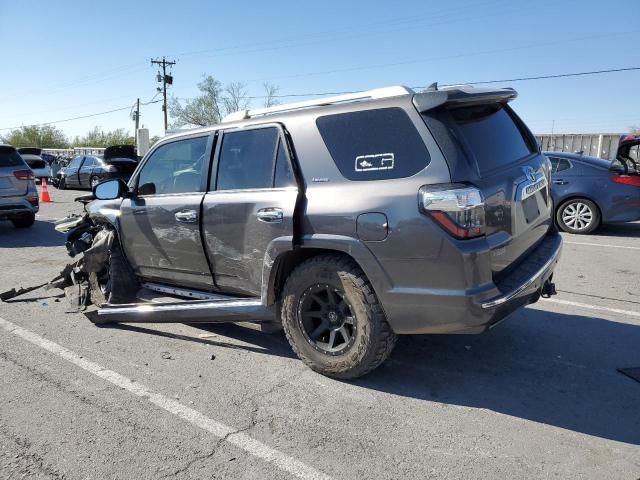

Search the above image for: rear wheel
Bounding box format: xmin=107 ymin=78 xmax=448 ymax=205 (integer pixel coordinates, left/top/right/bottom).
xmin=556 ymin=198 xmax=600 ymax=234
xmin=280 ymin=254 xmax=397 ymax=379
xmin=11 ymin=213 xmax=35 ymax=229
xmin=90 ymin=176 xmax=100 ymax=189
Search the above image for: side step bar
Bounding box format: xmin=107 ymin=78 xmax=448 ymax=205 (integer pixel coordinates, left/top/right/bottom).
xmin=96 ymin=298 xmax=274 ymax=324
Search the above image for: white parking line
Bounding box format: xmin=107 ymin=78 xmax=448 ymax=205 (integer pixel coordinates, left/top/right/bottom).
xmin=564 ymin=241 xmax=640 ymax=251
xmin=0 ymin=316 xmax=332 ymax=480
xmin=543 ymin=298 xmax=640 ymax=319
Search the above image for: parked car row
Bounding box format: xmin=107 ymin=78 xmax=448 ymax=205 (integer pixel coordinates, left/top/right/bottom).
xmin=56 ymin=145 xmax=138 ymax=190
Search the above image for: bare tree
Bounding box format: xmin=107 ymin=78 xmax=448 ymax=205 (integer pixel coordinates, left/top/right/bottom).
xmin=168 ymin=75 xmax=224 ymax=128
xmin=222 ymin=82 xmax=249 ymax=114
xmin=263 ymin=82 xmax=281 ymax=108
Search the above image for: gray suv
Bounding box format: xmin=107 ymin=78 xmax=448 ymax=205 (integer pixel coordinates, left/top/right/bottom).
xmin=74 ymin=85 xmax=562 ymax=378
xmin=0 ymin=144 xmax=39 ymax=228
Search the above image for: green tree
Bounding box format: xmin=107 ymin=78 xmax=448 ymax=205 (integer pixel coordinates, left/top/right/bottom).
xmin=630 ymin=126 xmax=640 ymax=135
xmin=72 ymin=127 xmax=134 ymax=148
xmin=0 ymin=125 xmax=69 ymax=148
xmin=169 ymin=75 xmax=225 ymax=128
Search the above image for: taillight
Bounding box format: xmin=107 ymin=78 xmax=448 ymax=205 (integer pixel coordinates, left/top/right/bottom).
xmin=14 ymin=170 xmax=34 ymax=180
xmin=612 ymin=175 xmax=640 ymax=187
xmin=27 ymin=196 xmax=39 ymax=206
xmin=419 ymin=184 xmax=485 ymax=239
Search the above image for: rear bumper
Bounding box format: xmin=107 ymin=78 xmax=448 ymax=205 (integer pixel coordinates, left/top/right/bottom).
xmin=0 ymin=194 xmax=39 ymax=220
xmin=381 ymin=230 xmax=562 ymax=334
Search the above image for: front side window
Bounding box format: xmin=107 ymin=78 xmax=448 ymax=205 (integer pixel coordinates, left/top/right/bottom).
xmin=137 ymin=136 xmax=208 ymax=195
xmin=216 ymin=127 xmax=279 ymax=190
xmin=316 ymin=107 xmax=430 ymax=181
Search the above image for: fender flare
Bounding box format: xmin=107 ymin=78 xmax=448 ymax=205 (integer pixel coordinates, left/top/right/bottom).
xmin=261 ymin=234 xmax=393 ymax=306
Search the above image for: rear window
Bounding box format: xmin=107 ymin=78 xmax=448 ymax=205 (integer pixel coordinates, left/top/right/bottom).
xmin=316 ymin=108 xmax=430 ymax=181
xmin=0 ymin=147 xmax=25 ymax=167
xmin=26 ymin=159 xmax=46 ymax=169
xmin=448 ymin=105 xmax=533 ymax=173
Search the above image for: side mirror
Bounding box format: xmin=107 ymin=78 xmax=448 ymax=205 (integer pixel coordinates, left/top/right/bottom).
xmin=94 ymin=178 xmax=128 ymax=200
xmin=138 ymin=182 xmax=156 ymax=196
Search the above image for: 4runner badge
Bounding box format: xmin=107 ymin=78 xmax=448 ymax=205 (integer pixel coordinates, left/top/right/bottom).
xmin=355 ymin=153 xmax=395 ymax=172
xmin=518 ymin=166 xmax=547 ymax=200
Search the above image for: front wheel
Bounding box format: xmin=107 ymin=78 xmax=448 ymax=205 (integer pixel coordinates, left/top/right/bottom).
xmin=556 ymin=198 xmax=600 ymax=234
xmin=280 ymin=254 xmax=397 ymax=379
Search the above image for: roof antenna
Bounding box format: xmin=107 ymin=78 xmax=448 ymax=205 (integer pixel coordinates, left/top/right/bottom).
xmin=424 ymin=82 xmax=438 ymax=91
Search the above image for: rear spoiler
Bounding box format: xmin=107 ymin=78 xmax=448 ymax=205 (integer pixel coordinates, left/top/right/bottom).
xmin=412 ymin=87 xmax=518 ymax=113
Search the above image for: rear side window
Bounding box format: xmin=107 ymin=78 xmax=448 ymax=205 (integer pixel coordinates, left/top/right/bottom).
xmin=216 ymin=128 xmax=279 ymax=190
xmin=549 ymin=157 xmax=571 ymax=173
xmin=0 ymin=147 xmax=25 ymax=167
xmin=316 ymin=108 xmax=430 ymax=181
xmin=448 ymin=105 xmax=533 ymax=173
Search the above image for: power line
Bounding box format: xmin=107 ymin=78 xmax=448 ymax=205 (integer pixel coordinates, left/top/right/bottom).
xmin=441 ymin=66 xmax=640 ymax=86
xmin=0 ymin=99 xmax=161 ymax=131
xmin=1 ymin=65 xmax=638 ymax=131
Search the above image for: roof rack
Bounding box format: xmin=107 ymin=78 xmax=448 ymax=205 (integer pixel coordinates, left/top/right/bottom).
xmin=222 ymin=85 xmax=414 ymax=123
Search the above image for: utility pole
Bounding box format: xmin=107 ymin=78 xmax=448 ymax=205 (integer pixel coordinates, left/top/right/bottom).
xmin=151 ymin=56 xmax=176 ymax=131
xmin=131 ymin=98 xmax=140 ymax=146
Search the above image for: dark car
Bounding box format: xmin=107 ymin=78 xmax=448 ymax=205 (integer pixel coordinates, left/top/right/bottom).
xmin=59 ymin=145 xmax=138 ymax=190
xmin=545 ymin=147 xmax=640 ymax=234
xmin=55 ymin=85 xmax=562 ymax=379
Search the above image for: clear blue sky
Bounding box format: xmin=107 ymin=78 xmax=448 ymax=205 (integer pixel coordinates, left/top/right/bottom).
xmin=1 ymin=0 xmax=639 ymax=139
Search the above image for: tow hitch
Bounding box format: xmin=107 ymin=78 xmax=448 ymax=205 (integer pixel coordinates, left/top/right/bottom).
xmin=541 ymin=279 xmax=557 ymax=298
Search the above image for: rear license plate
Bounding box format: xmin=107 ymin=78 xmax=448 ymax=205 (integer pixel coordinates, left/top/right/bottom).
xmin=522 ymin=195 xmax=540 ymax=223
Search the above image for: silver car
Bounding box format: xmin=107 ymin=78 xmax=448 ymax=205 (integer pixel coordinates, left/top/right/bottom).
xmin=0 ymin=144 xmax=39 ymax=228
xmin=18 ymin=148 xmax=52 ymax=183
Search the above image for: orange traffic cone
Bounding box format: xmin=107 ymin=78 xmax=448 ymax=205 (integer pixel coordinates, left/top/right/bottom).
xmin=40 ymin=177 xmax=52 ymax=203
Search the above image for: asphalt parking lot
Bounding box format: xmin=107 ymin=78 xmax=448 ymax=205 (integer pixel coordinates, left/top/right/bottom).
xmin=0 ymin=188 xmax=638 ymax=479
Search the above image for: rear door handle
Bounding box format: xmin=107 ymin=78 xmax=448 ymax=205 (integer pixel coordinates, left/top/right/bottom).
xmin=256 ymin=208 xmax=283 ymax=223
xmin=552 ymin=179 xmax=568 ymax=185
xmin=175 ymin=209 xmax=198 ymax=223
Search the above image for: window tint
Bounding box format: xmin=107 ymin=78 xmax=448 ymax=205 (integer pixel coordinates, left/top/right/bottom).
xmin=216 ymin=128 xmax=279 ymax=190
xmin=448 ymin=105 xmax=533 ymax=173
xmin=0 ymin=147 xmax=25 ymax=167
xmin=549 ymin=157 xmax=571 ymax=173
xmin=82 ymin=157 xmax=95 ymax=167
xmin=26 ymin=159 xmax=46 ymax=169
xmin=316 ymin=108 xmax=430 ymax=181
xmin=69 ymin=156 xmax=83 ymax=169
xmin=138 ymin=136 xmax=207 ymax=195
xmin=274 ymin=139 xmax=295 ymax=188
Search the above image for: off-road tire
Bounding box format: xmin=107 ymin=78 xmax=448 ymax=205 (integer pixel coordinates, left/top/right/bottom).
xmin=90 ymin=240 xmax=139 ymax=306
xmin=280 ymin=254 xmax=397 ymax=379
xmin=11 ymin=213 xmax=35 ymax=229
xmin=556 ymin=198 xmax=600 ymax=234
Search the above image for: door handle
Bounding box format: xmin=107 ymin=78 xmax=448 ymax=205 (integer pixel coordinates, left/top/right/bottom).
xmin=174 ymin=209 xmax=198 ymax=223
xmin=553 ymin=179 xmax=568 ymax=185
xmin=256 ymin=208 xmax=283 ymax=223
